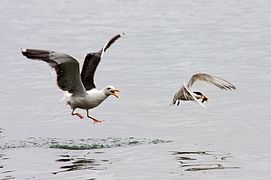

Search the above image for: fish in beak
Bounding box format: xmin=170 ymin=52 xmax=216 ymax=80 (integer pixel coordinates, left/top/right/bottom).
xmin=111 ymin=89 xmax=120 ymax=98
xmin=201 ymin=96 xmax=208 ymax=103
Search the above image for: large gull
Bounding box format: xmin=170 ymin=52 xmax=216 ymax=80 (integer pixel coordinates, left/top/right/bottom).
xmin=21 ymin=34 xmax=123 ymax=123
xmin=172 ymin=73 xmax=236 ymax=107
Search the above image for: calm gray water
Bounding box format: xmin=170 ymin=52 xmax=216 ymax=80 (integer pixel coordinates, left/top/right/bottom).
xmin=1 ymin=0 xmax=271 ymax=179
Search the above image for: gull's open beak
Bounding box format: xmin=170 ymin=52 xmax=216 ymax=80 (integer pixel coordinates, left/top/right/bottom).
xmin=111 ymin=89 xmax=120 ymax=98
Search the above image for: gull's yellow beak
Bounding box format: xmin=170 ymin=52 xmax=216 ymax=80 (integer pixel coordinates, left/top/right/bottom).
xmin=111 ymin=89 xmax=120 ymax=98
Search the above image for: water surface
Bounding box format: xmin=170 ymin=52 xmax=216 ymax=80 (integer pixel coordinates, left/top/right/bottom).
xmin=1 ymin=0 xmax=271 ymax=179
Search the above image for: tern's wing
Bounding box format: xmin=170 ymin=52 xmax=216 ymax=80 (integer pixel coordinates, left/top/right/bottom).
xmin=187 ymin=73 xmax=236 ymax=90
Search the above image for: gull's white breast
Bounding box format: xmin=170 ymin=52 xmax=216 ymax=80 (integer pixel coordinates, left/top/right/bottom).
xmin=65 ymin=89 xmax=107 ymax=110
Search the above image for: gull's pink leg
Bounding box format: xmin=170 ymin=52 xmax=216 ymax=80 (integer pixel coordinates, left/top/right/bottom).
xmin=71 ymin=109 xmax=84 ymax=119
xmin=74 ymin=112 xmax=84 ymax=119
xmin=86 ymin=110 xmax=104 ymax=124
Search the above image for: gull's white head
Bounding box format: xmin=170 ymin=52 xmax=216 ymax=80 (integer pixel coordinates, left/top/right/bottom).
xmin=103 ymin=86 xmax=120 ymax=98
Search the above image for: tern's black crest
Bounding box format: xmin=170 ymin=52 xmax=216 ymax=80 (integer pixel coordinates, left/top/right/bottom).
xmin=193 ymin=91 xmax=203 ymax=96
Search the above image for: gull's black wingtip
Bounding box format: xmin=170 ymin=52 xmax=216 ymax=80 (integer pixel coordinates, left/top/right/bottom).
xmin=102 ymin=33 xmax=123 ymax=54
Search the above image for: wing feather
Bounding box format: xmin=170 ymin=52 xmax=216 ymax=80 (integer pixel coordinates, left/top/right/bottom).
xmin=187 ymin=73 xmax=236 ymax=90
xmin=81 ymin=34 xmax=123 ymax=90
xmin=22 ymin=49 xmax=86 ymax=96
xmin=80 ymin=51 xmax=102 ymax=90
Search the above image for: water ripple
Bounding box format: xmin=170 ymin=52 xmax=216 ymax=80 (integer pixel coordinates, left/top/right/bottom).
xmin=53 ymin=154 xmax=110 ymax=175
xmin=171 ymin=151 xmax=239 ymax=172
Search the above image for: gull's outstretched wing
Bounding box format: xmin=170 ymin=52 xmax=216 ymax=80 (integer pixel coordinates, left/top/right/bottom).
xmin=187 ymin=73 xmax=236 ymax=90
xmin=21 ymin=49 xmax=86 ymax=96
xmin=81 ymin=33 xmax=123 ymax=90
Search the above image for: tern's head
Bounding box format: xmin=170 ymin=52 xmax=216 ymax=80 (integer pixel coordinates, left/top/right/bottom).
xmin=201 ymin=96 xmax=208 ymax=103
xmin=193 ymin=91 xmax=208 ymax=103
xmin=103 ymin=86 xmax=120 ymax=98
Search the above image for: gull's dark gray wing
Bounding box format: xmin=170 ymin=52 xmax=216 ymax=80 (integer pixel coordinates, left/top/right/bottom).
xmin=21 ymin=49 xmax=86 ymax=96
xmin=187 ymin=73 xmax=236 ymax=90
xmin=81 ymin=34 xmax=123 ymax=90
xmin=80 ymin=51 xmax=102 ymax=90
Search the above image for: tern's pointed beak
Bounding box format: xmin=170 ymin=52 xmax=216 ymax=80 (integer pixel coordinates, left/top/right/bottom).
xmin=111 ymin=89 xmax=120 ymax=98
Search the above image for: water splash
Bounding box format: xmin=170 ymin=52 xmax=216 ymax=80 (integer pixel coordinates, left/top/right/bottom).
xmin=0 ymin=137 xmax=172 ymax=150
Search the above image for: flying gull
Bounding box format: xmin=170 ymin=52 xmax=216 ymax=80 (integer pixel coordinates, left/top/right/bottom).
xmin=21 ymin=34 xmax=123 ymax=124
xmin=172 ymin=73 xmax=236 ymax=107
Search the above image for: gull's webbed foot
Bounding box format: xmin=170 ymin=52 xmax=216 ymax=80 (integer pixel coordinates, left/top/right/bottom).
xmin=91 ymin=118 xmax=105 ymax=124
xmin=86 ymin=110 xmax=105 ymax=124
